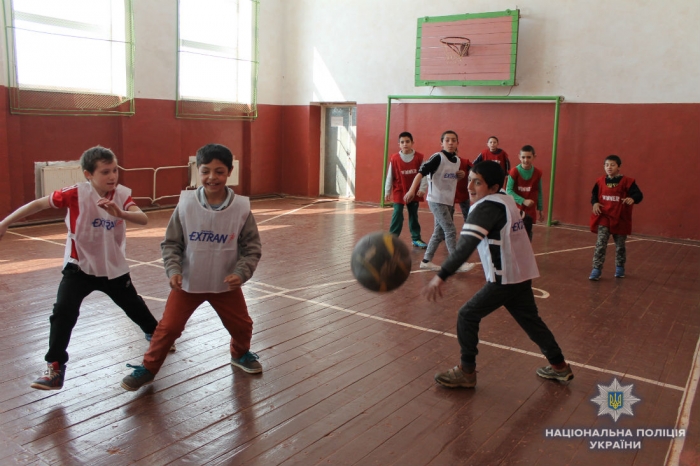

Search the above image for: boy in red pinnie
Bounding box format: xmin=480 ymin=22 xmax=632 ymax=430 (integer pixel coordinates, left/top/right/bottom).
xmin=506 ymin=145 xmax=544 ymax=224
xmin=589 ymin=155 xmax=643 ymax=280
xmin=384 ymin=132 xmax=428 ymax=248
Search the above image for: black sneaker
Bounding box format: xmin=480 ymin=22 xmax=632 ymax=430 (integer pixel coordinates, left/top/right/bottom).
xmin=121 ymin=364 xmax=155 ymax=391
xmin=536 ymin=364 xmax=574 ymax=382
xmin=231 ymin=351 xmax=262 ymax=374
xmin=30 ymin=362 xmax=66 ymax=390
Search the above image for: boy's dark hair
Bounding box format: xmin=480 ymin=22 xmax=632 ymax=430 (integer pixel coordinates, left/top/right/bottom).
xmin=441 ymin=130 xmax=458 ymax=142
xmin=471 ymin=161 xmax=505 ymax=191
xmin=80 ymin=146 xmax=116 ymax=174
xmin=488 ymin=136 xmax=499 ymax=142
xmin=196 ymin=144 xmax=233 ymax=170
xmin=398 ymin=131 xmax=413 ymax=142
xmin=521 ymin=145 xmax=536 ymax=155
xmin=605 ymin=154 xmax=622 ymax=166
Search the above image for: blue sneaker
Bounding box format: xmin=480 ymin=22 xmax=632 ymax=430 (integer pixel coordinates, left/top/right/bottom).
xmin=30 ymin=362 xmax=66 ymax=390
xmin=145 ymin=333 xmax=176 ymax=352
xmin=121 ymin=364 xmax=155 ymax=391
xmin=231 ymin=351 xmax=262 ymax=374
xmin=412 ymin=239 xmax=427 ymax=249
xmin=615 ymin=266 xmax=625 ymax=278
xmin=589 ymin=268 xmax=602 ymax=281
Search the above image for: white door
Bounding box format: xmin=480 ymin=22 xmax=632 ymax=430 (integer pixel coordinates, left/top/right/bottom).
xmin=322 ymin=106 xmax=356 ymax=198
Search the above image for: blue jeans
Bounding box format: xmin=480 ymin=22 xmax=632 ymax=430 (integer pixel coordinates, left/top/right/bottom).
xmin=456 ymin=280 xmax=565 ymax=372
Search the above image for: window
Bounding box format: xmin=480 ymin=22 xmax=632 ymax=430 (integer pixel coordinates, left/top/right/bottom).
xmin=176 ymin=0 xmax=259 ymax=120
xmin=3 ymin=0 xmax=135 ymax=116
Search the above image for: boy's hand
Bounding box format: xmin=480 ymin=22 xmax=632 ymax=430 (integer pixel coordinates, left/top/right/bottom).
xmin=224 ymin=274 xmax=242 ymax=290
xmin=422 ymin=275 xmax=445 ymax=302
xmin=404 ymin=190 xmax=415 ymax=203
xmin=416 ymin=190 xmax=425 ymax=199
xmin=384 ymin=196 xmax=391 ymax=204
xmin=523 ymin=199 xmax=535 ymax=207
xmin=592 ymin=203 xmax=602 ymax=215
xmin=169 ymin=274 xmax=183 ymax=291
xmin=622 ymin=197 xmax=635 ymax=205
xmin=456 ymin=170 xmax=466 ymax=179
xmin=538 ymin=210 xmax=545 ymax=222
xmin=97 ymin=198 xmax=123 ymax=218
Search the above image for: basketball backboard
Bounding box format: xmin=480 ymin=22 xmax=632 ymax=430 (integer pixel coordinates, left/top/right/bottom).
xmin=416 ymin=10 xmax=519 ymax=86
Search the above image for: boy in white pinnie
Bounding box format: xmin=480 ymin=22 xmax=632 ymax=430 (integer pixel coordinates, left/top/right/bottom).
xmin=121 ymin=143 xmax=262 ymax=391
xmin=0 ymin=146 xmax=160 ymax=390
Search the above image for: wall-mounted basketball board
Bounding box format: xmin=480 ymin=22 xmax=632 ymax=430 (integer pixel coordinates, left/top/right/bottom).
xmin=416 ymin=9 xmax=519 ymax=86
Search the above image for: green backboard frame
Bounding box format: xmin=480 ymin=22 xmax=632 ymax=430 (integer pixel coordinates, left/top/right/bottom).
xmin=415 ymin=10 xmax=520 ymax=86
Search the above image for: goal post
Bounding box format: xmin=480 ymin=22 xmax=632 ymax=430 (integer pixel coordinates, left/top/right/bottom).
xmin=381 ymin=95 xmax=563 ymax=226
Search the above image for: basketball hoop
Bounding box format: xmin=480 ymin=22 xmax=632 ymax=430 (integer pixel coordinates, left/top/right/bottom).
xmin=440 ymin=36 xmax=471 ymax=59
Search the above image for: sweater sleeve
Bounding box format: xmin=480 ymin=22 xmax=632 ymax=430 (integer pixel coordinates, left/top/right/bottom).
xmin=232 ymin=212 xmax=262 ymax=284
xmin=628 ymin=181 xmax=643 ymax=204
xmin=418 ymin=152 xmax=442 ymax=177
xmin=384 ymin=162 xmax=393 ymax=197
xmin=505 ymin=172 xmax=524 ymax=205
xmin=591 ymin=183 xmax=600 ymax=205
xmin=438 ymin=201 xmax=505 ymax=279
xmin=161 ymin=205 xmax=185 ymax=278
xmin=537 ymin=178 xmax=543 ymax=211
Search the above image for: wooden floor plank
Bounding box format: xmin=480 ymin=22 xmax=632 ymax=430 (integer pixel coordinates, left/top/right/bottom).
xmin=0 ymin=198 xmax=698 ymax=465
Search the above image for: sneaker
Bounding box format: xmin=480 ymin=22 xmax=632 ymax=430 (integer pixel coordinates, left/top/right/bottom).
xmin=121 ymin=364 xmax=155 ymax=391
xmin=434 ymin=366 xmax=476 ymax=388
xmin=536 ymin=364 xmax=574 ymax=382
xmin=30 ymin=362 xmax=66 ymax=390
xmin=419 ymin=261 xmax=440 ymax=271
xmin=231 ymin=351 xmax=262 ymax=374
xmin=456 ymin=263 xmax=475 ymax=273
xmin=615 ymin=266 xmax=625 ymax=278
xmin=589 ymin=268 xmax=602 ymax=281
xmin=145 ymin=333 xmax=176 ymax=352
xmin=412 ymin=239 xmax=428 ymax=249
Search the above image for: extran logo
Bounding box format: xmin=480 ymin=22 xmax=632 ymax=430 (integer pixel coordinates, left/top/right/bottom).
xmin=92 ymin=218 xmax=123 ymax=230
xmin=189 ymin=230 xmax=235 ymax=244
xmin=443 ymin=173 xmax=458 ymax=179
xmin=591 ymin=378 xmax=641 ymax=422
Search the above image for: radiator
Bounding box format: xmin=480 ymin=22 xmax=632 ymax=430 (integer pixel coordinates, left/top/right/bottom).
xmin=37 ymin=163 xmax=84 ymax=197
xmin=188 ymin=158 xmax=240 ymax=187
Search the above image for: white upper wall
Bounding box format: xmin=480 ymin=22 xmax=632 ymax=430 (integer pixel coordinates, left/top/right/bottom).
xmin=279 ymin=0 xmax=700 ymax=105
xmin=0 ymin=0 xmax=696 ymax=105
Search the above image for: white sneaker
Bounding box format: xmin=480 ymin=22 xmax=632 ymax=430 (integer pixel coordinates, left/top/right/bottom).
xmin=419 ymin=261 xmax=440 ymax=270
xmin=457 ymin=263 xmax=475 ymax=273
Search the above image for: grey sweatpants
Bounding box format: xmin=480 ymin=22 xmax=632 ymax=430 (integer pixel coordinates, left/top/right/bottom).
xmin=424 ymin=201 xmax=457 ymax=262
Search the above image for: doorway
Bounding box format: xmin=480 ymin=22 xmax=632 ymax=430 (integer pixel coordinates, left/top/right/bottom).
xmin=321 ymin=105 xmax=356 ymax=198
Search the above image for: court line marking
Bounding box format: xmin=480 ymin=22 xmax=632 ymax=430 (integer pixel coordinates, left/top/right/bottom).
xmin=257 ymin=199 xmax=346 ymax=225
xmin=230 ymin=282 xmax=685 ymax=392
xmin=665 ymin=335 xmax=700 ymax=465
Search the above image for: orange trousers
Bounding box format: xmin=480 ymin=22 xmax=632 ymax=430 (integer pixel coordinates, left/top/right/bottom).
xmin=143 ymin=287 xmax=253 ymax=375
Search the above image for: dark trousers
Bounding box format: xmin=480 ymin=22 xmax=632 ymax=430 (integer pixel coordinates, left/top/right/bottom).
xmin=457 ymin=280 xmax=565 ymax=372
xmin=389 ymin=201 xmax=422 ymax=241
xmin=46 ymin=264 xmax=158 ymax=365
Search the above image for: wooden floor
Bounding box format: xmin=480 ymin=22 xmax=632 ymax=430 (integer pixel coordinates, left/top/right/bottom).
xmin=1 ymin=197 xmax=698 ymax=466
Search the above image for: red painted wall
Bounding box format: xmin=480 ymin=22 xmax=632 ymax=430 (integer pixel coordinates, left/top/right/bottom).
xmin=0 ymin=90 xmax=698 ymax=240
xmin=356 ymin=102 xmax=700 ymax=241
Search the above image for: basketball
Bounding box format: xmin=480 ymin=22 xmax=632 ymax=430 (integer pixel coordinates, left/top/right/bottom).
xmin=351 ymin=232 xmax=412 ymax=292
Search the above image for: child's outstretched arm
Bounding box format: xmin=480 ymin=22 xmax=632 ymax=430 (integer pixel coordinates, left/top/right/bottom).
xmin=161 ymin=206 xmax=186 ymax=290
xmin=404 ymin=173 xmax=424 ymax=203
xmin=0 ymin=196 xmax=51 ymax=240
xmin=97 ymin=199 xmax=148 ymax=225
